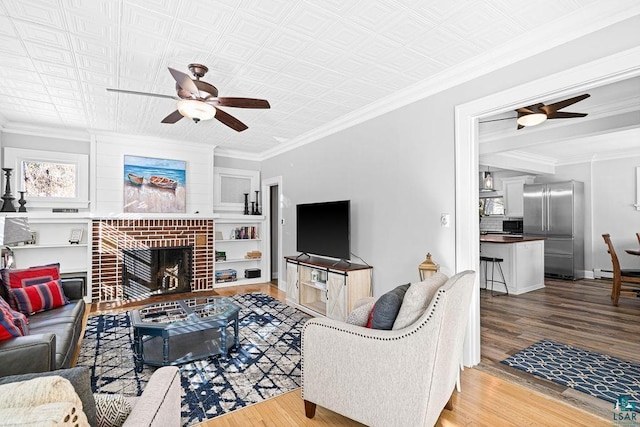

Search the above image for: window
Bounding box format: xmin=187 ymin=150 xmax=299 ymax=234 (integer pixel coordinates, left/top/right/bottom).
xmin=3 ymin=147 xmax=89 ymax=209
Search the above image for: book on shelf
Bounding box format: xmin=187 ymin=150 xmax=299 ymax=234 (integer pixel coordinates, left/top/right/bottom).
xmin=233 ymin=226 xmax=259 ymax=240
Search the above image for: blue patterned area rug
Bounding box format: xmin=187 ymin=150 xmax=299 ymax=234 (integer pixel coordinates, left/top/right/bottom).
xmin=502 ymin=339 xmax=640 ymax=410
xmin=77 ymin=293 xmax=311 ymax=426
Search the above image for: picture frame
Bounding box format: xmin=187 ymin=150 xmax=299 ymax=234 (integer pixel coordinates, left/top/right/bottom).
xmin=123 ymin=155 xmax=186 ymax=213
xmin=69 ymin=229 xmax=83 ymax=244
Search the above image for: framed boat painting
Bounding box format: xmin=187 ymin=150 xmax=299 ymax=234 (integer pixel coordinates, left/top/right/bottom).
xmin=123 ymin=155 xmax=186 ymax=213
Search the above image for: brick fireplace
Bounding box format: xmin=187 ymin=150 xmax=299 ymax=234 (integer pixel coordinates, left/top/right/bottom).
xmin=91 ymin=218 xmax=214 ymax=302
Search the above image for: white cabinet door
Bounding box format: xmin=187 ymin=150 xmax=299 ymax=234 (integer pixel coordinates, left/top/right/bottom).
xmin=326 ymin=272 xmax=347 ymax=321
xmin=502 ymin=176 xmax=535 ymax=217
xmin=286 ymin=262 xmax=299 ymax=303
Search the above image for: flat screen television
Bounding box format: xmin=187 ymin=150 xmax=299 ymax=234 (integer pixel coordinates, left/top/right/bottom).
xmin=296 ymin=200 xmax=350 ymax=260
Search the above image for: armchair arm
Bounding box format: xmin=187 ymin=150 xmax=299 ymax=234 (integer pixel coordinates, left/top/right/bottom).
xmin=0 ymin=333 xmax=56 ymax=377
xmin=61 ymin=278 xmax=85 ymax=301
xmin=123 ymin=366 xmax=181 ymax=427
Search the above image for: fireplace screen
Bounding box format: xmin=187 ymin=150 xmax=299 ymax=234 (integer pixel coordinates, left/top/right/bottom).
xmin=123 ymin=246 xmax=192 ymax=299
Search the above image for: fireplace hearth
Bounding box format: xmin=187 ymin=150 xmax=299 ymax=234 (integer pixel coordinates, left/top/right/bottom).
xmin=123 ymin=246 xmax=192 ymax=299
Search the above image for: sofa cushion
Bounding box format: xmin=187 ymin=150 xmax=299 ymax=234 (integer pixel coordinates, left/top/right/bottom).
xmin=94 ymin=393 xmax=132 ymax=427
xmin=392 ymin=273 xmax=449 ymax=330
xmin=12 ymin=280 xmax=69 ymax=315
xmin=0 ymin=367 xmax=97 ymax=427
xmin=346 ymin=300 xmax=375 ymax=326
xmin=370 ymin=284 xmax=410 ymax=330
xmin=0 ymin=264 xmax=61 ymax=310
xmin=0 ymin=297 xmax=24 ymax=340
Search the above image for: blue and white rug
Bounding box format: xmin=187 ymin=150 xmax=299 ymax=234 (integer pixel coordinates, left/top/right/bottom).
xmin=502 ymin=339 xmax=640 ymax=411
xmin=77 ymin=293 xmax=311 ymax=426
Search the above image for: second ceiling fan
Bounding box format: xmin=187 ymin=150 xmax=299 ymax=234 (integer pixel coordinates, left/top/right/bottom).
xmin=107 ymin=63 xmax=270 ymax=132
xmin=482 ymin=93 xmax=591 ymax=129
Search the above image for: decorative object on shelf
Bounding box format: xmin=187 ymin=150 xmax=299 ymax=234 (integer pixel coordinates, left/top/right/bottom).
xmin=69 ymin=228 xmax=83 ymax=244
xmin=0 ymin=217 xmax=31 ymax=268
xmin=418 ymin=253 xmax=439 ymax=281
xmin=26 ymin=231 xmax=37 ymax=245
xmin=1 ymin=168 xmax=17 ymax=212
xmin=244 ymin=250 xmax=262 ymax=259
xmin=243 ymin=193 xmax=250 ymax=215
xmin=123 ymin=155 xmax=186 ymax=213
xmin=251 ymin=201 xmax=255 ymax=216
xmin=253 ymin=190 xmax=261 ymax=215
xmin=215 ymin=231 xmax=224 ymax=241
xmin=17 ymin=191 xmax=27 ymax=212
xmin=215 ymin=251 xmax=226 ymax=261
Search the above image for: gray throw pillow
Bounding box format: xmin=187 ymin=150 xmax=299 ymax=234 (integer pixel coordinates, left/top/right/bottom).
xmin=0 ymin=366 xmax=96 ymax=427
xmin=371 ymin=284 xmax=410 ymax=330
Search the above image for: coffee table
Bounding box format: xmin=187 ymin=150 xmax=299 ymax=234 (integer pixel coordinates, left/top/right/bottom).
xmin=130 ymin=296 xmax=241 ymax=372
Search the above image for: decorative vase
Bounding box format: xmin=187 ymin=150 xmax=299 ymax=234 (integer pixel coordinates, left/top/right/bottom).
xmin=243 ymin=193 xmax=249 ymax=215
xmin=0 ymin=168 xmax=16 ymax=212
xmin=18 ymin=191 xmax=27 ymax=213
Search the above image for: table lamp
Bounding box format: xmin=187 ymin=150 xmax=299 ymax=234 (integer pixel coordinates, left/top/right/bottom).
xmin=0 ymin=217 xmax=31 ymax=268
xmin=418 ymin=252 xmax=439 ymax=281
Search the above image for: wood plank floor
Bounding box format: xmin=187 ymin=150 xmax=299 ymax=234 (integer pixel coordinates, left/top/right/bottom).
xmin=479 ymin=277 xmax=640 ymax=419
xmin=89 ymin=278 xmax=635 ymax=426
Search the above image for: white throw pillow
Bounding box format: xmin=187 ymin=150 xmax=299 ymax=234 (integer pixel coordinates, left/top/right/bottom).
xmin=392 ymin=273 xmax=448 ymax=330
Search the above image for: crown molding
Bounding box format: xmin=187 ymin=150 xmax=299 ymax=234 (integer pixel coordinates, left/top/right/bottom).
xmin=260 ymin=3 xmax=640 ymax=161
xmin=213 ymin=147 xmax=264 ymax=162
xmin=1 ymin=122 xmax=90 ymax=141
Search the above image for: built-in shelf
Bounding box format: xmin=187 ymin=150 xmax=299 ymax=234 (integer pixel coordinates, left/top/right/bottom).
xmin=300 ymin=280 xmax=327 ymax=291
xmin=11 ymin=244 xmax=88 ymax=250
xmin=216 ymin=258 xmax=262 ymax=264
xmin=215 ymin=239 xmax=262 ymax=243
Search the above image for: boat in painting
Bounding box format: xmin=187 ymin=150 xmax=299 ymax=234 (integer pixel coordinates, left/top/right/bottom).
xmin=128 ymin=173 xmax=144 ymax=185
xmin=149 ymin=175 xmax=178 ymax=190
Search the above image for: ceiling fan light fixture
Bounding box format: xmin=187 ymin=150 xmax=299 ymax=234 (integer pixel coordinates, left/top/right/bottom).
xmin=517 ymin=112 xmax=547 ymax=127
xmin=177 ymin=99 xmax=215 ymax=121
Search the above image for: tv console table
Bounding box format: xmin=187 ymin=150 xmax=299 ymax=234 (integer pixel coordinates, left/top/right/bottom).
xmin=285 ymin=256 xmax=372 ymax=321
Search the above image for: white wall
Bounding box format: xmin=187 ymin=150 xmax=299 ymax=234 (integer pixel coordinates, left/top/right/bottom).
xmin=93 ymin=133 xmax=215 ymax=215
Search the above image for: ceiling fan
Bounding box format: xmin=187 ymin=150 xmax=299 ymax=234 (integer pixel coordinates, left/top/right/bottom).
xmin=107 ymin=63 xmax=270 ymax=132
xmin=481 ymin=94 xmax=590 ymax=129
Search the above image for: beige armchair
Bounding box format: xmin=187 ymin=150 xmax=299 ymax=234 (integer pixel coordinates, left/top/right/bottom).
xmin=302 ymin=270 xmax=476 ymax=427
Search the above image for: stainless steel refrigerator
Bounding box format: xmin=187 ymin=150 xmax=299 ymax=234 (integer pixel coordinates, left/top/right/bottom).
xmin=523 ymin=181 xmax=584 ymax=279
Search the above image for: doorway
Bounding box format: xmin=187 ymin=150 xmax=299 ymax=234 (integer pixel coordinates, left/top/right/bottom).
xmin=454 ymin=46 xmax=640 ymax=366
xmin=263 ymin=176 xmax=284 ymax=291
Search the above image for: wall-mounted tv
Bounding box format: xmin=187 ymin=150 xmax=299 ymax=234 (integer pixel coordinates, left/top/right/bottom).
xmin=296 ymin=200 xmax=350 ymax=260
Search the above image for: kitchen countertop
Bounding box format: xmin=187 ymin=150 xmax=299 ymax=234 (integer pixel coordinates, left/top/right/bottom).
xmin=480 ymin=234 xmax=546 ymax=243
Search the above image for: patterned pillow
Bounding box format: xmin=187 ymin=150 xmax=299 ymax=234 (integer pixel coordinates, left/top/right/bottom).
xmin=0 ymin=264 xmax=61 ymax=310
xmin=0 ymin=297 xmax=24 ymax=341
xmin=12 ymin=280 xmax=69 ymax=315
xmin=94 ymin=394 xmax=132 ymax=427
xmin=346 ymin=301 xmax=375 ymax=326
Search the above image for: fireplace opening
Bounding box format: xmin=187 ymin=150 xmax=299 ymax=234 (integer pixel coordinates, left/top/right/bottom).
xmin=123 ymin=246 xmax=193 ymax=299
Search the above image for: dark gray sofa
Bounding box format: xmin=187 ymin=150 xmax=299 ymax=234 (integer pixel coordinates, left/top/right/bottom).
xmin=0 ymin=278 xmax=86 ymax=377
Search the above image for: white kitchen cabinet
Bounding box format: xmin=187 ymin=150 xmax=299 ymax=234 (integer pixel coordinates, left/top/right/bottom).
xmin=479 ymin=239 xmax=545 ymax=295
xmin=501 ymin=175 xmax=535 ymax=217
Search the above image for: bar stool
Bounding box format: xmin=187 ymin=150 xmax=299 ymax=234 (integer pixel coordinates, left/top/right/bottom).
xmin=480 ymin=256 xmax=508 ymax=296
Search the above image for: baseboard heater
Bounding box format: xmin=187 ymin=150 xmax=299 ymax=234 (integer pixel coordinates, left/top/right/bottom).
xmin=593 ymin=268 xmax=613 ymax=279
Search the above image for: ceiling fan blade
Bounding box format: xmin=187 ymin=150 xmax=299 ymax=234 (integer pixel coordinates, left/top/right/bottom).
xmin=107 ymin=88 xmax=178 ymax=100
xmin=515 ymin=107 xmax=536 ymax=114
xmin=161 ymin=110 xmax=184 ymax=124
xmin=547 ymin=111 xmax=588 ymax=119
xmin=216 ymin=97 xmax=271 ymax=109
xmin=543 ymin=93 xmax=590 ymax=113
xmin=168 ymin=67 xmax=199 ymax=97
xmin=214 ymin=107 xmax=248 ymax=132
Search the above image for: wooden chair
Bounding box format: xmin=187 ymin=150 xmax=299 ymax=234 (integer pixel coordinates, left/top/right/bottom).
xmin=637 ymin=232 xmax=640 ymax=245
xmin=601 ymin=234 xmax=640 ymax=305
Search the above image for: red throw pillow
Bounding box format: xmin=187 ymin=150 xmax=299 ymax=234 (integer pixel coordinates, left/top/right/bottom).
xmin=366 ymin=303 xmax=376 ymax=328
xmin=12 ymin=280 xmax=69 ymax=315
xmin=0 ymin=264 xmax=61 ymax=310
xmin=0 ymin=297 xmax=25 ymax=340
